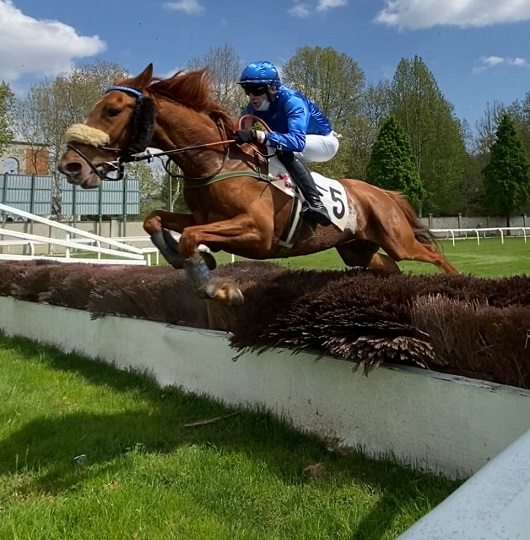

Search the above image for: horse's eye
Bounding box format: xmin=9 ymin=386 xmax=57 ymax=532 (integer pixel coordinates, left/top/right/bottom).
xmin=106 ymin=107 xmax=122 ymax=117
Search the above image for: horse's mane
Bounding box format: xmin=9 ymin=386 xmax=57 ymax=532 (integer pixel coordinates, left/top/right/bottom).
xmin=145 ymin=69 xmax=235 ymax=131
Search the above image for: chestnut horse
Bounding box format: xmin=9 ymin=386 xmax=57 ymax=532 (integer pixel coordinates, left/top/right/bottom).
xmin=58 ymin=64 xmax=457 ymax=305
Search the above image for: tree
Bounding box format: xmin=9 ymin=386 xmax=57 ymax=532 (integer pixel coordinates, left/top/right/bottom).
xmin=187 ymin=44 xmax=245 ymax=117
xmin=0 ymin=81 xmax=14 ymax=154
xmin=507 ymin=92 xmax=530 ymax=161
xmin=349 ymin=80 xmax=393 ymax=179
xmin=458 ymin=154 xmax=487 ymax=216
xmin=159 ymin=161 xmax=187 ymax=212
xmin=125 ymin=159 xmax=165 ymax=217
xmin=475 ymin=101 xmax=507 ymax=156
xmin=282 ymin=46 xmax=364 ymax=128
xmin=366 ymin=116 xmax=424 ymax=208
xmin=282 ymin=46 xmax=366 ymax=179
xmin=389 ymin=56 xmax=467 ymax=215
xmin=482 ymin=114 xmax=530 ymax=226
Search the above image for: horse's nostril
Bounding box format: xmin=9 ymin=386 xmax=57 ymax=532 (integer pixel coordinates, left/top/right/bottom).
xmin=60 ymin=161 xmax=83 ymax=176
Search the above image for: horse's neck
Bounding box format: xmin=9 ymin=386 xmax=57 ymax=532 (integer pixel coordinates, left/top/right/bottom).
xmin=154 ymin=101 xmax=225 ymax=178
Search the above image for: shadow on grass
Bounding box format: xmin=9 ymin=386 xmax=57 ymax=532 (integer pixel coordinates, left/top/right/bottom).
xmin=0 ymin=335 xmax=460 ymax=539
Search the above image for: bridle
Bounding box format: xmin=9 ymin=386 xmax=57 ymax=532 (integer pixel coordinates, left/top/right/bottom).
xmin=66 ymin=85 xmax=239 ymax=182
xmin=65 ymin=143 xmax=125 ymax=181
xmin=65 ymin=85 xmax=147 ymax=181
xmin=65 ymin=88 xmax=277 ymax=184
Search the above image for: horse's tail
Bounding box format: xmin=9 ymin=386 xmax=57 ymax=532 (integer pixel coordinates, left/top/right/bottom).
xmin=384 ymin=190 xmax=436 ymax=246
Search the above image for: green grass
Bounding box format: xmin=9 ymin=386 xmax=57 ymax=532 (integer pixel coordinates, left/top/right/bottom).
xmin=0 ymin=336 xmax=461 ymax=540
xmin=212 ymin=236 xmax=530 ymax=277
xmin=5 ymin=235 xmax=524 ymax=538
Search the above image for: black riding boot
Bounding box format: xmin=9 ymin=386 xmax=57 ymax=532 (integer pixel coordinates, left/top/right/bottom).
xmin=278 ymin=152 xmax=331 ymax=226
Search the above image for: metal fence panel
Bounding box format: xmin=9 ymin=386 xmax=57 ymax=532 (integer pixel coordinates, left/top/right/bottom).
xmin=1 ymin=174 xmax=140 ymax=217
xmin=0 ymin=174 xmax=53 ymax=215
xmin=59 ymin=177 xmax=140 ymax=216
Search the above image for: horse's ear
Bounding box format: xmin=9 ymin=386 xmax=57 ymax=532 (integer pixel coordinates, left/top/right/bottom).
xmin=133 ymin=64 xmax=154 ymax=91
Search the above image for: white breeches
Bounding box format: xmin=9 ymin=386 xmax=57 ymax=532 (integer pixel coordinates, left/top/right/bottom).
xmin=296 ymin=132 xmax=340 ymax=163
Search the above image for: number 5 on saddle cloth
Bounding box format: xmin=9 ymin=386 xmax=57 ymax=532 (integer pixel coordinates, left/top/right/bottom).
xmin=267 ymin=152 xmax=353 ymax=249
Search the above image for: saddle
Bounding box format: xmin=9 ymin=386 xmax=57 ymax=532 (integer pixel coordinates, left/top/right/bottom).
xmin=236 ymin=115 xmax=349 ymax=249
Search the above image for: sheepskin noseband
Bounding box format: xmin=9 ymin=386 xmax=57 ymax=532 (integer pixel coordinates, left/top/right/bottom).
xmin=65 ymin=124 xmax=110 ymax=147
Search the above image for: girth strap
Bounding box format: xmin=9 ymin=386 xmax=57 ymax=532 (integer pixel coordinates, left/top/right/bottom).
xmin=183 ymin=168 xmax=304 ymax=255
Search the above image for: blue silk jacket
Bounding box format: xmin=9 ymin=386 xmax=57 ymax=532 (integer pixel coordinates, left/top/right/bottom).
xmin=243 ymin=85 xmax=333 ymax=152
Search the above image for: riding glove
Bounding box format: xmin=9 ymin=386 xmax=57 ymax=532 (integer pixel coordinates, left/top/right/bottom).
xmin=231 ymin=130 xmax=266 ymax=145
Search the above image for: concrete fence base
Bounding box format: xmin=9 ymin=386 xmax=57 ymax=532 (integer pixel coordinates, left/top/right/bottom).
xmin=1 ymin=297 xmax=529 ymax=480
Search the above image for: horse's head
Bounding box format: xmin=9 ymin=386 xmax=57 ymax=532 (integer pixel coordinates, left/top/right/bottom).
xmin=58 ymin=64 xmax=155 ymax=189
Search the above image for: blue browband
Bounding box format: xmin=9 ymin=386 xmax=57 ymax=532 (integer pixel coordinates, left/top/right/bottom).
xmin=105 ymin=85 xmax=143 ymax=100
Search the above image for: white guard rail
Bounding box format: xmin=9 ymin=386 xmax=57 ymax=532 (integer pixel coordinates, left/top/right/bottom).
xmin=0 ymin=202 xmax=151 ymax=265
xmin=432 ymin=226 xmax=530 ymax=246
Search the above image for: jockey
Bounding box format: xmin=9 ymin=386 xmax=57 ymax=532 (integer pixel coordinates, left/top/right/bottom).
xmin=231 ymin=60 xmax=339 ymax=227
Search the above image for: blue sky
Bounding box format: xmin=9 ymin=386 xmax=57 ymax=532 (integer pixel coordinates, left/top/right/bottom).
xmin=1 ymin=0 xmax=529 ymax=130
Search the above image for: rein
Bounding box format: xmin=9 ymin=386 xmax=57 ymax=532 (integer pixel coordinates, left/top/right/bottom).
xmin=66 ymin=87 xmax=273 ymax=183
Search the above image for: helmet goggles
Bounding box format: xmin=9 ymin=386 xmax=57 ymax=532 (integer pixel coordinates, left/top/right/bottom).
xmin=241 ymin=83 xmax=269 ymax=96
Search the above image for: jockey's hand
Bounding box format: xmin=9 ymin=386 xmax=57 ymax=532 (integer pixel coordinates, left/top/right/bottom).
xmin=231 ymin=130 xmax=266 ymax=145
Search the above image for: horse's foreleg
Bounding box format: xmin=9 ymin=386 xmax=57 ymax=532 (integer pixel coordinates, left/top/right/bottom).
xmin=179 ymin=216 xmax=267 ymax=306
xmin=143 ymin=210 xmax=216 ymax=270
xmin=150 ymin=229 xmax=186 ymax=268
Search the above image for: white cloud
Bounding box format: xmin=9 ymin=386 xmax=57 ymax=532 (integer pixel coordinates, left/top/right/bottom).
xmin=0 ymin=0 xmax=105 ymax=83
xmin=288 ymin=0 xmax=347 ymax=17
xmin=163 ymin=0 xmax=204 ymax=15
xmin=289 ymin=3 xmax=311 ymax=18
xmin=316 ymin=0 xmax=348 ymax=11
xmin=473 ymin=55 xmax=529 ymax=74
xmin=375 ymin=0 xmax=530 ymax=29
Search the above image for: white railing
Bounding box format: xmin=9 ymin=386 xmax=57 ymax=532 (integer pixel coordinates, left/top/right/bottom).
xmin=432 ymin=227 xmax=530 ymax=246
xmin=0 ymin=203 xmax=214 ymax=266
xmin=0 ymin=203 xmax=153 ymax=265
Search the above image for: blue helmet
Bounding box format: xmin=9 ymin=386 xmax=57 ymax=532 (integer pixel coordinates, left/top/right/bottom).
xmin=238 ymin=61 xmax=281 ymax=86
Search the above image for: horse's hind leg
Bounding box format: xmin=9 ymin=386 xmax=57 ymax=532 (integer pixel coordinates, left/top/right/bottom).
xmin=383 ymin=238 xmax=458 ymax=274
xmin=417 ymin=243 xmax=458 ymax=274
xmin=368 ymin=253 xmax=402 ymax=273
xmin=336 ymin=240 xmax=401 ymax=273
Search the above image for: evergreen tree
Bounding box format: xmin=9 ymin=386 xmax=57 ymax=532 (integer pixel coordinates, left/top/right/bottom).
xmin=367 ymin=116 xmax=424 ymax=208
xmin=390 ymin=56 xmax=467 ymax=215
xmin=482 ymin=114 xmax=530 ymax=226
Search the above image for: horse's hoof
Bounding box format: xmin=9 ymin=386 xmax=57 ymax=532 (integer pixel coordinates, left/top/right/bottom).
xmin=200 ymin=250 xmax=217 ymax=270
xmin=217 ymin=284 xmax=244 ymax=306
